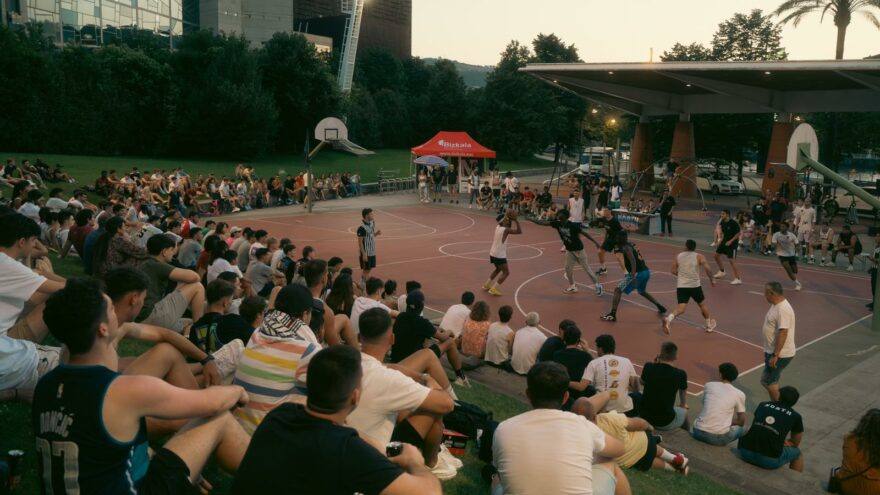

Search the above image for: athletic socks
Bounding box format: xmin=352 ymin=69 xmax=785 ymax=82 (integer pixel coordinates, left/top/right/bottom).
xmin=455 ymin=369 xmax=466 ymax=379
xmin=665 ymin=313 xmax=676 ymax=323
xmin=659 ymin=450 xmax=677 ymax=463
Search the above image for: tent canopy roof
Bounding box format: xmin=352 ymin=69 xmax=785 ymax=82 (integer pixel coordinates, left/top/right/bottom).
xmin=412 ymin=131 xmax=496 ymax=158
xmin=520 ymin=59 xmax=880 ymax=116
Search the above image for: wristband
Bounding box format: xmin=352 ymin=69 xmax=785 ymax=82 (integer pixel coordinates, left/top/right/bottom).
xmin=200 ymin=354 xmax=215 ymax=366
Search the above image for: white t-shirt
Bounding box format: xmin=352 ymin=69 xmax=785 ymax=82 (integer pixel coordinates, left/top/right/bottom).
xmin=485 ymin=322 xmax=514 ymax=365
xmin=270 ymin=249 xmax=284 ymax=270
xmin=762 ymin=299 xmax=796 ymax=358
xmin=797 ymin=207 xmax=816 ymax=228
xmin=510 ymin=326 xmax=547 ymax=374
xmin=694 ymin=381 xmax=747 ymax=435
xmin=568 ymin=197 xmax=585 ymax=224
xmin=136 ymin=224 xmax=164 ymax=249
xmin=772 ymin=231 xmax=799 ymax=257
xmin=583 ymin=354 xmax=637 ymax=413
xmin=0 ymin=335 xmax=37 ymax=391
xmin=676 ymin=251 xmax=701 ymax=289
xmin=45 ymin=197 xmax=69 ymax=212
xmin=17 ymin=202 xmax=40 ymax=221
xmin=439 ymin=303 xmax=471 ymax=338
xmin=0 ymin=252 xmax=47 ymax=333
xmin=350 ymin=297 xmax=392 ymax=334
xmin=489 ymin=225 xmax=508 ymax=259
xmin=493 ymin=408 xmax=606 ymax=495
xmin=207 ymin=258 xmax=243 ymax=284
xmin=346 ymin=353 xmax=431 ymax=445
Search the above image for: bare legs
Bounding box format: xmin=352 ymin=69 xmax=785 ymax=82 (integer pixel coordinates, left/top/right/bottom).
xmin=161 ymin=411 xmax=251 ymax=482
xmin=178 ymin=282 xmax=206 ymax=323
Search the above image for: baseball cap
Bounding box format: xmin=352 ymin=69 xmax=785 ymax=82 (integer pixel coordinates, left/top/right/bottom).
xmin=230 ymin=226 xmax=243 ymax=233
xmin=406 ymin=290 xmax=425 ymax=311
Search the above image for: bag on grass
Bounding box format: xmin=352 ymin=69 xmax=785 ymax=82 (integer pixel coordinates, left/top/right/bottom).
xmin=444 ymin=400 xmax=492 ymax=439
xmin=477 ymin=419 xmax=500 ymax=464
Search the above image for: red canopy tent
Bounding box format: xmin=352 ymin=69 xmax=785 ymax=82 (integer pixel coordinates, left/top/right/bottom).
xmin=411 ymin=131 xmax=496 ymax=159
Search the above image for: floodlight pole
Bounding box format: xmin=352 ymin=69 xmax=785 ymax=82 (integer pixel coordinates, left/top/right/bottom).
xmin=305 ymin=130 xmax=313 ymax=213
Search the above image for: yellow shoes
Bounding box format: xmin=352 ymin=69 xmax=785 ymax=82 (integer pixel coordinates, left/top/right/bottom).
xmin=488 ymin=287 xmax=503 ymax=296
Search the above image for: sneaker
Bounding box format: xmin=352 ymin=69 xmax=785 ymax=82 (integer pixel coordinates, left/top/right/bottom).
xmin=705 ymin=319 xmax=717 ymax=332
xmin=847 ymin=265 xmax=854 ymax=272
xmin=600 ymin=313 xmax=617 ymax=322
xmin=596 ymin=267 xmax=608 ymax=276
xmin=488 ymin=287 xmax=503 ymax=296
xmin=482 ymin=281 xmax=492 ymax=291
xmin=794 ymin=281 xmax=802 ymax=291
xmin=563 ymin=286 xmax=578 ymax=294
xmin=730 ymin=278 xmax=742 ymax=285
xmin=231 ymin=207 xmax=241 ymax=213
xmin=439 ymin=445 xmax=464 ymax=469
xmin=709 ymin=241 xmax=717 ymax=247
xmin=807 ymin=257 xmax=815 ymax=264
xmin=712 ymin=271 xmax=726 ymax=279
xmin=671 ymin=454 xmax=689 ymax=476
xmin=595 ymin=283 xmax=604 ymax=297
xmin=454 ymin=376 xmax=471 ymax=388
xmin=429 ymin=453 xmax=458 ymax=481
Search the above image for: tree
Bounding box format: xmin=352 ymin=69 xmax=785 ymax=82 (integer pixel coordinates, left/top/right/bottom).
xmin=531 ymin=34 xmax=586 ymax=154
xmin=260 ymin=32 xmax=340 ymax=152
xmin=355 ymin=47 xmax=405 ymax=94
xmin=711 ymin=9 xmax=787 ymax=61
xmin=346 ymin=88 xmax=381 ymax=148
xmin=660 ymin=42 xmax=713 ymax=61
xmin=424 ymin=59 xmax=469 ymax=132
xmin=532 ymin=33 xmax=580 ymax=63
xmin=775 ymin=0 xmax=880 ymax=59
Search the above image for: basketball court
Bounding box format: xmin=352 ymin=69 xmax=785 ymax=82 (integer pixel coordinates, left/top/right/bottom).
xmin=240 ymin=204 xmax=872 ymax=395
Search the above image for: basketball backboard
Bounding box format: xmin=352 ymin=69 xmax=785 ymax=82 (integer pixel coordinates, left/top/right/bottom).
xmin=315 ymin=117 xmax=348 ymax=142
xmin=786 ymin=123 xmax=819 ymax=171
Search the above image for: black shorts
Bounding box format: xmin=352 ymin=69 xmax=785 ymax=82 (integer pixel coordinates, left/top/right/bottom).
xmin=359 ymin=255 xmax=376 ymax=270
xmin=428 ymin=343 xmax=441 ymax=358
xmin=778 ymin=256 xmax=798 ymax=267
xmin=391 ymin=418 xmax=425 ymax=451
xmin=632 ymin=434 xmax=660 ymax=472
xmin=489 ymin=256 xmax=507 ymax=267
xmin=138 ymin=448 xmax=197 ymax=495
xmin=676 ymin=287 xmax=705 ymax=304
xmin=716 ymin=242 xmax=738 ymax=258
xmin=601 ymin=238 xmax=617 ymax=252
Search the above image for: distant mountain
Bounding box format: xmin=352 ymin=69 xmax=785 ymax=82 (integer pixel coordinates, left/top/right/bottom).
xmin=423 ymin=58 xmax=492 ymax=88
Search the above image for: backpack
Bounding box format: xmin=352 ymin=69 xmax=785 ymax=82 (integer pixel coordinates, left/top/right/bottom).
xmin=444 ymin=400 xmax=492 ymax=439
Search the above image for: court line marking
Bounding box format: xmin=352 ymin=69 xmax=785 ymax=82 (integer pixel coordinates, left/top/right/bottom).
xmin=375 ymin=208 xmax=437 ymax=235
xmin=438 ymin=241 xmax=544 ymax=262
xmin=376 ymin=240 xmax=562 ymax=268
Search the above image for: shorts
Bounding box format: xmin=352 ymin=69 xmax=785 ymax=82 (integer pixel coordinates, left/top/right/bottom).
xmin=760 ymin=353 xmax=793 ymax=386
xmin=359 ymin=255 xmax=376 ymax=270
xmin=632 ymin=434 xmax=659 ymax=471
xmin=734 ymin=446 xmax=801 ymax=470
xmin=778 ymin=256 xmax=798 ymax=269
xmin=601 ymin=238 xmax=617 ymax=252
xmin=692 ymin=425 xmax=744 ymax=446
xmin=212 ymin=339 xmax=245 ymax=379
xmin=391 ymin=418 xmax=425 ymax=452
xmin=591 ymin=464 xmax=617 ymax=495
xmin=489 ymin=256 xmax=507 ymax=267
xmin=676 ymin=287 xmax=705 ymax=304
xmin=142 ymin=290 xmax=192 ymax=333
xmin=18 ymin=344 xmax=62 ymax=390
xmin=433 ymin=183 xmax=442 ymax=192
xmin=796 ymin=226 xmax=813 ymax=242
xmin=138 ymin=447 xmax=198 ymax=495
xmin=716 ymin=242 xmax=738 ymax=258
xmin=618 ymin=270 xmax=650 ymax=295
xmin=656 ymin=406 xmax=688 ymax=431
xmin=428 ymin=343 xmax=442 ymax=358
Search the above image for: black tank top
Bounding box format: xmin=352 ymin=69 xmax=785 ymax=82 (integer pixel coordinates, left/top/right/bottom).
xmin=33 ymin=365 xmax=149 ymax=494
xmin=623 ymin=243 xmax=649 ymax=273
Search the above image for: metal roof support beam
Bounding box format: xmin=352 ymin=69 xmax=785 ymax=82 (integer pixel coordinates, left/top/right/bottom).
xmin=549 ymin=81 xmax=645 ymax=116
xmin=835 ymin=71 xmax=880 ymax=92
xmin=550 ymin=74 xmax=685 ymax=114
xmin=656 ymin=71 xmax=785 ymax=112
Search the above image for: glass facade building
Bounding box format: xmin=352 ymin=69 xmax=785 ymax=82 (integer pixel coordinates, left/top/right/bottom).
xmin=9 ymin=0 xmax=197 ymax=45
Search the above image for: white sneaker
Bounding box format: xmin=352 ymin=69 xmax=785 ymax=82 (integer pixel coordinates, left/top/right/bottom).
xmin=231 ymin=207 xmax=241 ymax=212
xmin=847 ymin=265 xmax=854 ymax=272
xmin=453 ymin=376 xmax=471 ymax=388
xmin=440 ymin=445 xmax=464 ymax=469
xmin=794 ymin=281 xmax=802 ymax=291
xmin=429 ymin=452 xmax=458 ymax=480
xmin=730 ymin=278 xmax=742 ymax=285
xmin=712 ymin=271 xmax=726 ymax=279
xmin=710 ymin=241 xmax=717 ymax=247
xmin=563 ymin=286 xmax=578 ymax=294
xmin=705 ymin=319 xmax=717 ymax=332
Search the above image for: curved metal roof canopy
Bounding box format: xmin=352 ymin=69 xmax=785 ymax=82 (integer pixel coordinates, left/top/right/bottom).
xmin=520 ymin=60 xmax=880 ymax=116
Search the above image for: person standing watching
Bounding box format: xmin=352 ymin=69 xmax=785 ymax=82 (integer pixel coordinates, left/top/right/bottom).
xmin=358 ymin=208 xmax=381 ymax=285
xmin=760 ymin=282 xmax=796 ymax=401
xmin=232 ymin=345 xmax=442 ymax=495
xmin=658 ymin=190 xmax=676 ymax=237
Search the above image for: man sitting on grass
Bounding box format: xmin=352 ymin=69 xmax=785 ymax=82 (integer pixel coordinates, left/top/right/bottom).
xmin=137 ymin=234 xmax=205 ymax=333
xmin=232 ymin=345 xmax=442 ymax=495
xmin=33 ymin=278 xmax=252 ymax=494
xmin=692 ymin=362 xmax=747 ymax=446
xmin=351 ymin=277 xmax=400 ymax=334
xmin=735 ymin=385 xmax=804 ymax=472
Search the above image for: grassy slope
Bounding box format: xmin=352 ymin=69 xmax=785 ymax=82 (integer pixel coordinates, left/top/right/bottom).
xmin=1 ymin=158 xmax=740 ymax=495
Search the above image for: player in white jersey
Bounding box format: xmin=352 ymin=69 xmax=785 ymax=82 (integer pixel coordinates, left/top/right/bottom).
xmin=771 ymin=221 xmax=802 ymax=291
xmin=664 ymin=239 xmax=716 ymax=334
xmin=795 ymin=201 xmax=816 ymax=262
xmin=813 ymin=220 xmax=835 ymax=266
xmin=483 ymin=210 xmax=522 ymax=296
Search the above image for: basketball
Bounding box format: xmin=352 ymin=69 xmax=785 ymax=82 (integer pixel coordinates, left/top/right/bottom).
xmin=507 ymin=209 xmax=518 ymax=220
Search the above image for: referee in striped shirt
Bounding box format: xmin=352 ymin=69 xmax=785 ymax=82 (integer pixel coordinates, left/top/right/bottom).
xmin=357 ymin=208 xmax=382 ymax=284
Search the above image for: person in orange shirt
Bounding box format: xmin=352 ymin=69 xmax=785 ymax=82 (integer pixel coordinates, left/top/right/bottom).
xmin=831 ymin=409 xmax=880 ymax=495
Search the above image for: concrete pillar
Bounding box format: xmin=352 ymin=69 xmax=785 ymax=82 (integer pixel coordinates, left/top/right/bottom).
xmin=670 ymin=115 xmax=697 ymax=198
xmin=761 ymin=117 xmax=796 ymax=199
xmin=630 ymin=120 xmax=653 ymax=191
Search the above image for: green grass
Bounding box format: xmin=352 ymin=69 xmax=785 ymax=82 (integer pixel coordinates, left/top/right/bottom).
xmin=2 ymin=159 xmax=740 ymax=494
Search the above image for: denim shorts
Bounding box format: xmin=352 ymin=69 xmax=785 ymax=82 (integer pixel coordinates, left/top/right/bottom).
xmin=760 ymin=353 xmax=793 ymax=386
xmin=618 ymin=270 xmax=650 ymax=295
xmin=655 ymin=406 xmax=688 ymax=431
xmin=692 ymin=425 xmax=744 ymax=446
xmin=734 ymin=446 xmax=801 ymax=469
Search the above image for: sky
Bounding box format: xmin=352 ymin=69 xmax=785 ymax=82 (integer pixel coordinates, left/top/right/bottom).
xmin=412 ymin=0 xmax=879 ymax=66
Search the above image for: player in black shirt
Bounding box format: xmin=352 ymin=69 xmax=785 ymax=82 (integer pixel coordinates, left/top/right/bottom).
xmin=34 ymin=278 xmax=250 ymax=495
xmin=232 ymin=345 xmax=442 ymax=495
xmin=531 ymin=208 xmax=604 ymax=295
xmin=601 ymin=231 xmax=666 ymax=322
xmin=736 ymin=386 xmax=804 ymax=471
xmin=591 ymin=208 xmax=625 ymax=276
xmin=712 ymin=209 xmax=743 ymax=285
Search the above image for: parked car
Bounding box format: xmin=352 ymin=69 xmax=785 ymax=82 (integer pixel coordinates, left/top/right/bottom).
xmin=698 ymin=170 xmax=744 ymax=195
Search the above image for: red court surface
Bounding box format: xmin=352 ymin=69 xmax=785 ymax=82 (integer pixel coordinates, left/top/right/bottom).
xmin=246 ymin=205 xmax=872 ymax=395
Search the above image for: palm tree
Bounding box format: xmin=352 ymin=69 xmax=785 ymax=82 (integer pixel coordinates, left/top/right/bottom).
xmin=774 ymin=0 xmax=880 ymax=59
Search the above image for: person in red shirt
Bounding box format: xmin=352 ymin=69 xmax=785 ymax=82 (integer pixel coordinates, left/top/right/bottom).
xmin=61 ymin=209 xmax=95 ymax=259
xmin=521 ymin=186 xmax=536 ymax=215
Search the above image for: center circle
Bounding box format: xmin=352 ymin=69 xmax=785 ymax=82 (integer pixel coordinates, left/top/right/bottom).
xmin=438 ymin=241 xmax=544 ymax=261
